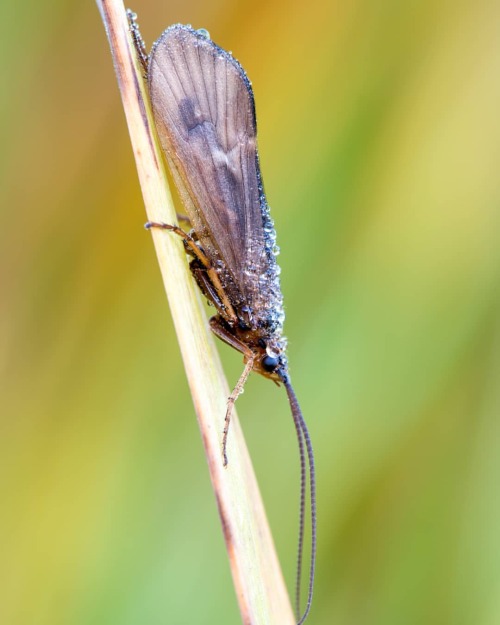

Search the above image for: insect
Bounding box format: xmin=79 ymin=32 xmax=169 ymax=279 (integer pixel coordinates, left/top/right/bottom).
xmin=129 ymin=13 xmax=316 ymax=624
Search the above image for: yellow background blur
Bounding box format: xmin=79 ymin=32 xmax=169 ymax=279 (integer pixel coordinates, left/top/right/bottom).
xmin=2 ymin=1 xmax=500 ymax=624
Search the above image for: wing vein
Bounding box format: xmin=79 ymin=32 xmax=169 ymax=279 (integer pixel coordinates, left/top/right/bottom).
xmin=197 ymin=43 xmax=215 ymax=121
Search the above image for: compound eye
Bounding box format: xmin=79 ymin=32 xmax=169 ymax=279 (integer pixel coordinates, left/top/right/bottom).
xmin=261 ymin=355 xmax=279 ymax=372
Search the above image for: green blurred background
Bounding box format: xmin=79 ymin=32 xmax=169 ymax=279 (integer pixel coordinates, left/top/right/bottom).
xmin=2 ymin=0 xmax=500 ymax=624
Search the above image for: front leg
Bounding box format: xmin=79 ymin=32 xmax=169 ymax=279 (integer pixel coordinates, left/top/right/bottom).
xmin=146 ymin=221 xmax=238 ymax=325
xmin=191 ymin=264 xmax=225 ymax=315
xmin=145 ymin=221 xmax=203 ymax=260
xmin=209 ymin=317 xmax=255 ymax=466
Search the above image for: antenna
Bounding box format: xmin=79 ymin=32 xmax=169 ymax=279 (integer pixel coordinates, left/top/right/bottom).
xmin=283 ymin=378 xmax=317 ymax=625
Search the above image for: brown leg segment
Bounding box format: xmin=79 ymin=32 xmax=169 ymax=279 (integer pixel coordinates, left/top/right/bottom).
xmin=222 ymin=359 xmax=254 ymax=466
xmin=146 ymin=221 xmax=238 ymax=325
xmin=210 ymin=317 xmax=256 ymax=466
xmin=176 ymin=212 xmax=191 ymax=226
xmin=191 ymin=266 xmax=225 ymax=314
xmin=146 ymin=221 xmax=206 ymax=264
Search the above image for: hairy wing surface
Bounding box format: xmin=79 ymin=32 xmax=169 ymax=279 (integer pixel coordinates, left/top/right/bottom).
xmin=148 ymin=25 xmax=269 ymax=316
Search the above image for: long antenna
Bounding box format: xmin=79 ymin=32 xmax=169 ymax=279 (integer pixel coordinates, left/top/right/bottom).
xmin=290 ymin=391 xmax=307 ymax=619
xmin=283 ymin=376 xmax=317 ymax=625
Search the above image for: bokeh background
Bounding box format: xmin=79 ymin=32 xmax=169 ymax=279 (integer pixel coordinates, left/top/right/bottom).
xmin=2 ymin=0 xmax=500 ymax=624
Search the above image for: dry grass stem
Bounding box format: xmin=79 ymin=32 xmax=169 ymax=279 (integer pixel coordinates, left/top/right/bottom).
xmin=96 ymin=1 xmax=295 ymax=623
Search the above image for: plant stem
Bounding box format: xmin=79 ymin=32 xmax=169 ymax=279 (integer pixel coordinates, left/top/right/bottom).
xmin=96 ymin=2 xmax=295 ymax=623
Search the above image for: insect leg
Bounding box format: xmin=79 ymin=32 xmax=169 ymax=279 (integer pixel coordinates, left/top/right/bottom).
xmin=190 ymin=264 xmax=230 ymax=321
xmin=146 ymin=222 xmax=238 ymax=324
xmin=209 ymin=317 xmax=255 ymax=466
xmin=176 ymin=213 xmax=191 ymax=226
xmin=146 ymin=220 xmax=198 ymax=250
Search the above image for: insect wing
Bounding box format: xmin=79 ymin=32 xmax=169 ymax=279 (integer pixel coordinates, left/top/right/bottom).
xmin=148 ymin=25 xmax=275 ymax=322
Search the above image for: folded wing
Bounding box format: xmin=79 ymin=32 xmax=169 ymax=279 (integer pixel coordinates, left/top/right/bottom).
xmin=148 ymin=25 xmax=282 ymax=330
